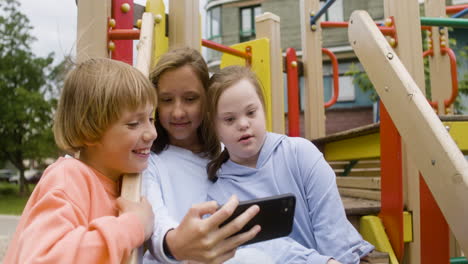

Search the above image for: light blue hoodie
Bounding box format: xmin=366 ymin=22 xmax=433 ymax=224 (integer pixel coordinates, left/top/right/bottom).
xmin=208 ymin=132 xmax=375 ymax=264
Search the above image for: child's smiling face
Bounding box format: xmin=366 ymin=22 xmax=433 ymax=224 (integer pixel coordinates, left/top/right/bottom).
xmin=215 ymin=79 xmax=266 ymax=168
xmin=157 ymin=65 xmax=205 ymax=151
xmin=80 ymin=104 xmax=157 ymax=181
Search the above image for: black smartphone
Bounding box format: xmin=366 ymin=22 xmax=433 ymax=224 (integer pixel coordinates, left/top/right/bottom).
xmin=219 ymin=193 xmax=296 ymax=246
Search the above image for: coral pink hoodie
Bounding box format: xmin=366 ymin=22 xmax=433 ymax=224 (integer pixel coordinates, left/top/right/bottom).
xmin=4 ymin=157 xmax=144 ymax=264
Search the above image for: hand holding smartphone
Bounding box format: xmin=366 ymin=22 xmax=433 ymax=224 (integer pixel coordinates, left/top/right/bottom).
xmin=219 ymin=193 xmax=296 ymax=245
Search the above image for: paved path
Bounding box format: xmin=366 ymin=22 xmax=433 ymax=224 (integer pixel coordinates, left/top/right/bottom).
xmin=0 ymin=214 xmax=20 ymax=262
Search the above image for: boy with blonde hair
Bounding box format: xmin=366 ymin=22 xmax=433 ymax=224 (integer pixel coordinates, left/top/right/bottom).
xmin=4 ymin=58 xmax=157 ymax=263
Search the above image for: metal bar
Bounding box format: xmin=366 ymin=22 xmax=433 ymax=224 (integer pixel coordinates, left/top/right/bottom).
xmin=310 ymin=0 xmax=336 ymax=25
xmin=441 ymin=47 xmax=459 ymax=108
xmin=446 ymin=4 xmax=468 ymax=14
xmin=322 ymin=48 xmax=339 ymax=108
xmin=108 ymin=29 xmax=141 ymax=40
xmin=201 ymin=39 xmax=251 ymax=61
xmin=321 ymin=21 xmax=396 ymax=36
xmin=285 ymin=48 xmax=300 ymax=137
xmin=452 ymin=8 xmax=468 ymax=18
xmin=420 ymin=17 xmax=468 ymax=28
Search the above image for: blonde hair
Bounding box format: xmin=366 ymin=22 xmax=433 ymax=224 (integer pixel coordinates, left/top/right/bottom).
xmin=206 ymin=65 xmax=265 ymax=181
xmin=53 ymin=58 xmax=157 ymax=154
xmin=149 ymin=47 xmax=220 ymax=159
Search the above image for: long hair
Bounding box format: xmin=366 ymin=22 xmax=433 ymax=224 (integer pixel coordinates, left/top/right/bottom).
xmin=206 ymin=66 xmax=265 ymax=182
xmin=149 ymin=47 xmax=220 ymax=159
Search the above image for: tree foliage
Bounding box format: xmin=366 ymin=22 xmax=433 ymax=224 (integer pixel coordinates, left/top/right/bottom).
xmin=0 ymin=0 xmax=58 ymax=195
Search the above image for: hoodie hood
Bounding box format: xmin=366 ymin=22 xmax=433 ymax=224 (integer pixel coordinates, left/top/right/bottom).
xmin=218 ymin=132 xmax=286 ymax=179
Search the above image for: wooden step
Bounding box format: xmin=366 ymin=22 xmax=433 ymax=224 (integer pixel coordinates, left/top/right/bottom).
xmin=340 ymin=188 xmax=381 ymax=201
xmin=337 ymin=176 xmax=381 ymax=190
xmin=334 ymin=168 xmax=381 ymax=177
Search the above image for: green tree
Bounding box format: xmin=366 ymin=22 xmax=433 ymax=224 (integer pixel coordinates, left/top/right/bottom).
xmin=0 ymin=0 xmax=58 ymax=195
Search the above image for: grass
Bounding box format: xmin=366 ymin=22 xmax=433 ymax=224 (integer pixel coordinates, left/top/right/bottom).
xmin=0 ymin=182 xmax=34 ymax=215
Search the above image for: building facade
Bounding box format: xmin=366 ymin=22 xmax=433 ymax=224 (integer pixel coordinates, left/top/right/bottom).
xmin=204 ymin=0 xmax=468 ymax=135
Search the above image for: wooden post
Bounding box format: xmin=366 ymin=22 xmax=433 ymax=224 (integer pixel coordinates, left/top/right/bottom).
xmin=121 ymin=12 xmax=155 ymax=264
xmin=111 ymin=0 xmax=134 ymax=64
xmin=168 ymin=0 xmax=201 ymax=50
xmin=300 ymin=0 xmax=326 ymax=139
xmin=76 ymin=0 xmax=110 ymax=62
xmin=425 ymin=0 xmax=452 ymax=115
xmin=256 ymin=12 xmax=285 ymax=135
xmin=383 ymin=1 xmax=427 ymax=262
xmin=349 ymin=10 xmax=468 ymax=263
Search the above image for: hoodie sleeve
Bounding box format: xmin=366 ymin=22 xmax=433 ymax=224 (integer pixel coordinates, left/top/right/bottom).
xmin=296 ymin=139 xmax=374 ymax=263
xmin=142 ymin=154 xmax=181 ymax=264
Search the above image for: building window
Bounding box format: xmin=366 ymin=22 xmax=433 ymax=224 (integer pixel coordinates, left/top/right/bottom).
xmin=333 ymin=75 xmax=355 ymax=102
xmin=240 ymin=5 xmax=261 ymax=42
xmin=320 ymin=0 xmax=343 ymax=21
xmin=207 ymin=6 xmax=221 ymax=41
xmin=206 ymin=6 xmax=222 ymax=61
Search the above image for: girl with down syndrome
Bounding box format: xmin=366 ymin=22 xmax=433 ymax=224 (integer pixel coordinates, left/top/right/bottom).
xmin=205 ymin=65 xmax=375 ymax=264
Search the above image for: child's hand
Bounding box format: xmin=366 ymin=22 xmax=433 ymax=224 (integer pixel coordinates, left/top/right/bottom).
xmin=117 ymin=197 xmax=154 ymax=241
xmin=327 ymin=259 xmax=342 ymax=264
xmin=165 ymin=195 xmax=260 ymax=263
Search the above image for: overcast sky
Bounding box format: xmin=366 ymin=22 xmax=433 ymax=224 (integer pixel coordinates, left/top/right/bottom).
xmin=19 ymin=0 xmax=206 ymax=64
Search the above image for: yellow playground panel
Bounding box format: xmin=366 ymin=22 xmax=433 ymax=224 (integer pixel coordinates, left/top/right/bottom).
xmin=220 ymin=38 xmax=273 ymax=131
xmin=145 ymin=0 xmax=168 ymax=67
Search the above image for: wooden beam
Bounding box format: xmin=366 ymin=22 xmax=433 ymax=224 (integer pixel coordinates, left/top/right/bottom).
xmin=121 ymin=12 xmax=155 ymax=264
xmin=256 ymin=12 xmax=285 ymax=135
xmin=324 ymin=133 xmax=380 ymax=161
xmin=383 ymin=0 xmax=427 ymax=261
xmin=168 ymin=0 xmax=200 ymax=50
xmin=339 ymin=188 xmax=381 ymax=201
xmin=76 ymin=0 xmax=110 ymax=62
xmin=337 ymin=176 xmax=381 ymax=190
xmin=349 ymin=10 xmax=468 ymax=258
xmin=300 ymin=0 xmax=325 ymax=139
xmin=425 ymin=0 xmax=452 ymax=115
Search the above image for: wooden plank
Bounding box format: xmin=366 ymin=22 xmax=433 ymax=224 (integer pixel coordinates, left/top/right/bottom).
xmin=76 ymin=0 xmax=110 ymax=62
xmin=383 ymin=0 xmax=427 ymax=262
xmin=337 ymin=176 xmax=381 ymax=190
xmin=342 ymin=196 xmax=381 ymax=216
xmin=324 ymin=133 xmax=380 ymax=161
xmin=425 ymin=0 xmax=452 ymax=115
xmin=348 ymin=168 xmax=381 ymax=177
xmin=445 ymin=121 xmax=468 ymax=152
xmin=135 ymin=13 xmax=155 ymax=77
xmin=111 ymin=0 xmax=134 ymax=64
xmin=354 ymin=160 xmax=381 ymax=169
xmin=168 ymin=0 xmax=200 ymax=50
xmin=300 ymin=0 xmax=325 ymax=139
xmin=339 ymin=188 xmax=381 ymax=201
xmin=145 ymin=0 xmax=168 ymax=67
xmin=256 ymin=12 xmax=285 ymax=134
xmin=349 ymin=10 xmax=468 ymax=258
xmin=120 ymin=13 xmax=155 ymax=264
